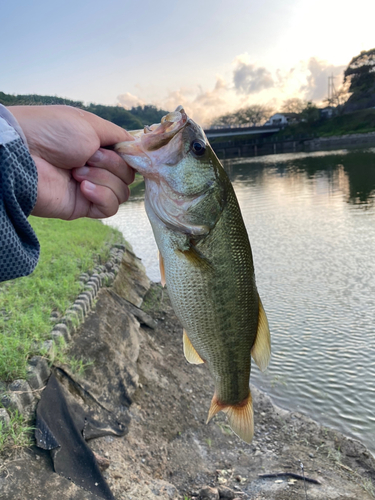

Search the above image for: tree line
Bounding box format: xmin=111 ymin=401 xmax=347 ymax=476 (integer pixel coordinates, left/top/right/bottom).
xmin=0 ymin=91 xmax=168 ymax=130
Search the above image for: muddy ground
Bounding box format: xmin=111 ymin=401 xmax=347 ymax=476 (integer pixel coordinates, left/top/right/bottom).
xmin=1 ymin=263 xmax=375 ymax=499
xmin=98 ymin=283 xmax=375 ymax=500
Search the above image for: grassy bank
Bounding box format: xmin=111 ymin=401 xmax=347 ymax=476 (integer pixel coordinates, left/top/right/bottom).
xmin=0 ymin=217 xmax=124 ymax=382
xmin=277 ymin=108 xmax=375 ymax=139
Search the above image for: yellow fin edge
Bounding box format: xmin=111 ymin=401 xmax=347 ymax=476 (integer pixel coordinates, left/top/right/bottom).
xmin=158 ymin=251 xmax=166 ymax=287
xmin=251 ymin=296 xmax=271 ymax=372
xmin=183 ymin=330 xmax=204 ymax=364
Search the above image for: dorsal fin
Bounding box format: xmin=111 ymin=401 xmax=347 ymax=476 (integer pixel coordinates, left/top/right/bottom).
xmin=183 ymin=329 xmax=204 ymax=364
xmin=251 ymin=296 xmax=271 ymax=372
xmin=158 ymin=251 xmax=166 ymax=287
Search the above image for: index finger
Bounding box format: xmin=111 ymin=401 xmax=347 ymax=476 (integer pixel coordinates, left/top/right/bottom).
xmin=86 ymin=148 xmax=136 ymax=185
xmin=80 ymin=109 xmax=135 ymax=146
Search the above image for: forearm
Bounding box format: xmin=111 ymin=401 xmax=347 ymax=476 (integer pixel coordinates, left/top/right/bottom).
xmin=0 ymin=105 xmax=40 ymax=282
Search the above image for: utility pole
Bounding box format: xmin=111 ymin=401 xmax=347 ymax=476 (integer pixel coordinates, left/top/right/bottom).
xmin=328 ymin=75 xmax=339 ymax=106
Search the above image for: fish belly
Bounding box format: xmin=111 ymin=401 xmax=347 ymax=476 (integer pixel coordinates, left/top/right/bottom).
xmin=145 ymin=189 xmax=259 ymax=407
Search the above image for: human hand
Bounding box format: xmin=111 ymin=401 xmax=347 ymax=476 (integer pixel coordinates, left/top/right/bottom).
xmin=9 ymin=105 xmax=135 ymax=220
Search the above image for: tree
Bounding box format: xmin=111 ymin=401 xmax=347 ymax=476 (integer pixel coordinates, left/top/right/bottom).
xmin=85 ymin=104 xmax=143 ymax=130
xmin=237 ymin=104 xmax=274 ymax=126
xmin=343 ymin=48 xmax=375 ymax=112
xmin=281 ymin=98 xmax=306 ymax=114
xmin=301 ymin=101 xmax=320 ymax=124
xmin=129 ymin=105 xmax=168 ymax=126
xmin=210 ymin=112 xmax=238 ymax=128
xmin=0 ymin=91 xmax=84 ymax=107
xmin=211 ymin=104 xmax=274 ymax=128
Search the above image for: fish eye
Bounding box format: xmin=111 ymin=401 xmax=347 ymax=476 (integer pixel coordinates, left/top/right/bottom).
xmin=191 ymin=140 xmax=206 ymax=156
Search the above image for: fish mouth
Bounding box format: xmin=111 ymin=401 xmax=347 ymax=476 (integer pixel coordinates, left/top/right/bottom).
xmin=141 ymin=106 xmax=188 ymax=152
xmin=114 ymin=106 xmax=190 ymax=174
xmin=122 ymin=106 xmax=189 ymax=152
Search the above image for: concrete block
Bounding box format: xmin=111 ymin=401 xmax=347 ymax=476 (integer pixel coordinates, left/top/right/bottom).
xmin=52 ymin=323 xmax=71 ymax=342
xmin=0 ymin=408 xmax=10 ymax=426
xmin=8 ymin=379 xmax=35 ymax=408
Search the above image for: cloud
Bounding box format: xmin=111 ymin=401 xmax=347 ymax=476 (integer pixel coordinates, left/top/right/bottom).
xmin=116 ymin=56 xmax=347 ymax=128
xmin=233 ymin=54 xmax=275 ymax=94
xmin=300 ymin=57 xmax=345 ymax=102
xmin=117 ymin=92 xmax=145 ymax=109
xmin=161 ymin=79 xmax=231 ymax=126
xmin=117 ymin=77 xmax=232 ymax=127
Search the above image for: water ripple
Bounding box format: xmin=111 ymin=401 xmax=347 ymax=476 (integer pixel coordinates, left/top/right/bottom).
xmin=105 ymin=150 xmax=375 ymax=455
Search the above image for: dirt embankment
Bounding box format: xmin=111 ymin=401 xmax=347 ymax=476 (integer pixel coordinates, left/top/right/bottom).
xmin=304 ymin=131 xmax=375 ymax=151
xmin=0 ymin=251 xmax=374 ymax=500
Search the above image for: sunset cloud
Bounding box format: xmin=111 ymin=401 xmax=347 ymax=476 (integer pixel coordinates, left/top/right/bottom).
xmin=300 ymin=57 xmax=346 ymax=102
xmin=116 ymin=56 xmax=347 ymax=127
xmin=117 ymin=92 xmax=145 ymax=109
xmin=117 ymin=77 xmax=232 ymax=127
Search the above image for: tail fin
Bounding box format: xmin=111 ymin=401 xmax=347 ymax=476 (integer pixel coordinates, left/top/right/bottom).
xmin=206 ymin=392 xmax=254 ymax=443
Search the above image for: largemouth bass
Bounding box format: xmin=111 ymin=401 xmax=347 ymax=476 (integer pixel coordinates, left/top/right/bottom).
xmin=115 ymin=107 xmax=270 ymax=443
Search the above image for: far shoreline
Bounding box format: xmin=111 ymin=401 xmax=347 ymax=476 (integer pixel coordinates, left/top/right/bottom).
xmin=213 ymin=130 xmax=375 ymax=159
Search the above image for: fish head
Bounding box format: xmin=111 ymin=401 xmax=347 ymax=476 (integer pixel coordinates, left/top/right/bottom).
xmin=115 ymin=107 xmax=228 ymax=237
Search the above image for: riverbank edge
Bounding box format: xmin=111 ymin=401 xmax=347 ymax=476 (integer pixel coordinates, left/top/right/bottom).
xmin=213 ymin=130 xmax=375 ymax=159
xmin=0 ymin=245 xmax=374 ymax=499
xmin=304 ymin=131 xmax=375 ymax=151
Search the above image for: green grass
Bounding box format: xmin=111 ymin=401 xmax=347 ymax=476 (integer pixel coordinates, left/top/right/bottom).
xmin=0 ymin=217 xmax=124 ymax=381
xmin=362 ymin=478 xmax=375 ymax=498
xmin=68 ymin=355 xmax=94 ymax=377
xmin=276 ymin=108 xmax=375 ymax=139
xmin=316 ymin=108 xmax=375 ymax=137
xmin=129 ymin=172 xmax=145 ymax=196
xmin=0 ymin=409 xmax=34 ymax=453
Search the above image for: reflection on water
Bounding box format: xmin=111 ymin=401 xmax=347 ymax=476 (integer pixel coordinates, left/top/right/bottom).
xmin=103 ymin=148 xmax=375 ymax=454
xmin=225 ymin=148 xmax=375 ymax=208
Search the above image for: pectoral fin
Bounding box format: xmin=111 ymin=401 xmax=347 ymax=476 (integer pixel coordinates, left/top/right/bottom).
xmin=251 ymin=296 xmax=271 ymax=372
xmin=158 ymin=251 xmax=166 ymax=287
xmin=177 ymin=245 xmax=213 ymax=273
xmin=206 ymin=391 xmax=254 ymax=444
xmin=183 ymin=329 xmax=204 ymax=364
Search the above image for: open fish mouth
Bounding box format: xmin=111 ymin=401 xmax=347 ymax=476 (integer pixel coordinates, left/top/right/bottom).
xmin=115 ymin=106 xmax=188 ymax=154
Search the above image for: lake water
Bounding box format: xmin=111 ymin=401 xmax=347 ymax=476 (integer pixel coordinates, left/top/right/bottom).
xmin=103 ymin=148 xmax=375 ymax=454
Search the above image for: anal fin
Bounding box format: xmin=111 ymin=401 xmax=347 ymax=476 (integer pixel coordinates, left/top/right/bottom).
xmin=206 ymin=391 xmax=254 ymax=444
xmin=251 ymin=296 xmax=271 ymax=372
xmin=183 ymin=329 xmax=204 ymax=364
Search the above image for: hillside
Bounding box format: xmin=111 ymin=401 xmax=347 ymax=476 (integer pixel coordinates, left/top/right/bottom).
xmin=0 ymin=91 xmax=167 ymax=130
xmin=276 ymin=108 xmax=375 ymax=139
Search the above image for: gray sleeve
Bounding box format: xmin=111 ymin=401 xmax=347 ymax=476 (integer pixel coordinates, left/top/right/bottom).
xmin=0 ymin=104 xmax=28 ymax=145
xmin=0 ymin=105 xmax=40 ymax=282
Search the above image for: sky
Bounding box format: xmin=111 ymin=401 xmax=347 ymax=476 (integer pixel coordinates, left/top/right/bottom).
xmin=1 ymin=0 xmax=374 ymax=126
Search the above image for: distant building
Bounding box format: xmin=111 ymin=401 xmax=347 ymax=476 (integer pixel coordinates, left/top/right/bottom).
xmin=320 ymin=106 xmax=335 ymax=119
xmin=264 ymin=113 xmax=300 ymax=126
